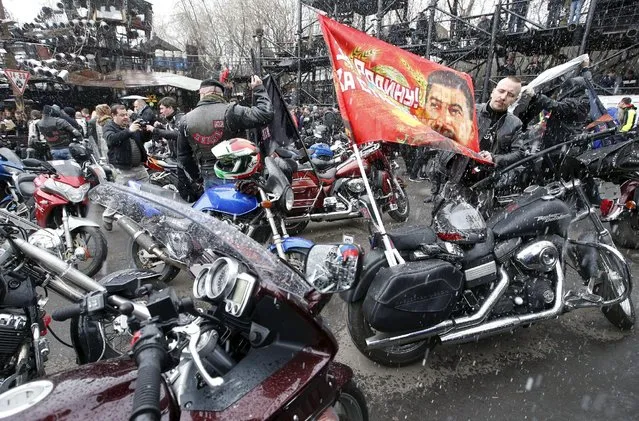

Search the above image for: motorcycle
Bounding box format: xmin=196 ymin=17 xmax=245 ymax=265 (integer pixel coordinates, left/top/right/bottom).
xmin=343 ymin=131 xmax=634 ymax=366
xmin=0 ymin=182 xmax=369 ymax=420
xmin=285 ymin=141 xmax=410 ymax=235
xmin=120 ymin=155 xmax=313 ymax=283
xmin=0 ymin=208 xmax=147 ymax=392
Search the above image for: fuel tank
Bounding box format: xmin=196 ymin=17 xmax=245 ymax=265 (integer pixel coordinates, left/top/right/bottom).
xmin=336 ymin=157 xmax=368 ymax=179
xmin=192 ymin=184 xmax=259 ymax=216
xmin=489 ymin=194 xmax=573 ymax=240
xmin=0 ymin=359 xmax=177 ymax=421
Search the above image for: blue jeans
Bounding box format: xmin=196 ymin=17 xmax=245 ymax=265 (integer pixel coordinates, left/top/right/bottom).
xmin=50 ymin=147 xmax=71 ymax=160
xmin=568 ymin=0 xmax=583 ymax=24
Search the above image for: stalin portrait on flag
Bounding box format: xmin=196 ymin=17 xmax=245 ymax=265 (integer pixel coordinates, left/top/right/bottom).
xmin=318 ymin=14 xmax=489 ymax=164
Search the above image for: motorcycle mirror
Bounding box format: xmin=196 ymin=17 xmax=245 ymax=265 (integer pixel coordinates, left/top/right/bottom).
xmin=304 ymin=244 xmax=362 ymax=294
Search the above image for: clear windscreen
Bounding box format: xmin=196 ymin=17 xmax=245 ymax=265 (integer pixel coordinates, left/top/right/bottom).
xmin=89 ymin=183 xmax=311 ymax=299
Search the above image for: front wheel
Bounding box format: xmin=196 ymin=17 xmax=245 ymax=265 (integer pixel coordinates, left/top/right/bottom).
xmin=347 ymin=300 xmax=432 ymax=367
xmin=71 ymin=226 xmax=108 ymax=277
xmin=387 ymin=180 xmax=410 ymax=222
xmin=610 ymin=215 xmax=639 ymax=249
xmin=128 ymin=237 xmax=180 ymax=283
xmin=333 ymin=380 xmax=369 ymax=421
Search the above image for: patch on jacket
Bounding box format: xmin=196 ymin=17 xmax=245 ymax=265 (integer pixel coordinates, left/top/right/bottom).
xmin=193 ymin=120 xmax=224 ymax=145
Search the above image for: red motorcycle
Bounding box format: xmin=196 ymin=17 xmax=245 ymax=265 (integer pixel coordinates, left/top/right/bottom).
xmin=285 ymin=142 xmax=409 ymax=234
xmin=26 ymin=157 xmax=107 ymax=277
xmin=0 ymin=182 xmax=368 ymax=421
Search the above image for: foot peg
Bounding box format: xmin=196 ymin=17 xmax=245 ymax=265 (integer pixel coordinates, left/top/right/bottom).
xmin=563 ymin=289 xmax=603 ymax=310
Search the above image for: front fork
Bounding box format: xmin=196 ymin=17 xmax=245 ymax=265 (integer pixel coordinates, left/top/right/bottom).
xmin=61 ymin=207 xmax=74 ymax=251
xmin=258 ymin=188 xmax=287 ymax=260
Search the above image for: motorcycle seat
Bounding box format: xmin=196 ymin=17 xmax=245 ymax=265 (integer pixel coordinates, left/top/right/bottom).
xmin=16 ymin=173 xmax=37 ymax=197
xmin=317 ymin=167 xmax=337 ymax=183
xmin=377 ymin=225 xmax=438 ymax=251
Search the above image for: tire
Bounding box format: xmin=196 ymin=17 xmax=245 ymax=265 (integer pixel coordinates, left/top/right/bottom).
xmin=610 ymin=216 xmax=639 ymax=249
xmin=284 ymin=246 xmax=310 ymax=272
xmin=593 ymin=248 xmax=636 ymax=330
xmin=333 ymin=380 xmax=369 ymax=421
xmin=388 ymin=181 xmax=410 ymax=222
xmin=285 ymin=220 xmax=309 ymax=236
xmin=128 ymin=237 xmax=180 ymax=283
xmin=347 ymin=300 xmax=432 ymax=367
xmin=71 ymin=226 xmax=108 ymax=277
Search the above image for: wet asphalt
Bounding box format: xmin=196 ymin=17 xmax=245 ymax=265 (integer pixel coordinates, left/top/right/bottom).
xmin=43 ymin=178 xmax=638 ymax=421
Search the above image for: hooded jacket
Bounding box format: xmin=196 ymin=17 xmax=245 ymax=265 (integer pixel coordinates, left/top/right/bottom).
xmin=619 ymin=103 xmax=637 ymax=132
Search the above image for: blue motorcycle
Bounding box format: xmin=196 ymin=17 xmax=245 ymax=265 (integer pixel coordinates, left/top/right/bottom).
xmin=0 ymin=147 xmax=47 ymax=219
xmin=120 ymin=156 xmax=314 ymax=282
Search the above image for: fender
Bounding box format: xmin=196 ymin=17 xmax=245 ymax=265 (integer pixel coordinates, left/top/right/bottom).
xmin=339 ymin=248 xmax=387 ymax=303
xmin=269 ymin=236 xmax=314 ymax=253
xmin=66 ymin=215 xmax=100 ymax=232
xmin=619 ymin=179 xmax=639 ymax=203
xmin=327 ymin=361 xmax=353 ymax=390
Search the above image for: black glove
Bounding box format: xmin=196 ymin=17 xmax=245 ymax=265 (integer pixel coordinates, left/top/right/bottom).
xmin=235 ymin=180 xmax=259 ymax=196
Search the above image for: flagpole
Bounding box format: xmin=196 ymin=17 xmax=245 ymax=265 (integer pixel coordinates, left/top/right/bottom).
xmin=351 ymin=141 xmax=404 ymax=267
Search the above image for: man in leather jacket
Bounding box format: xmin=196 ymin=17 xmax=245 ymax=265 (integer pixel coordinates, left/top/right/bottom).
xmin=177 ymin=75 xmax=274 ymax=188
xmin=36 ymin=105 xmax=82 ymax=159
xmin=145 ymin=96 xmax=184 ymax=158
xmin=432 ymin=76 xmax=524 ymax=196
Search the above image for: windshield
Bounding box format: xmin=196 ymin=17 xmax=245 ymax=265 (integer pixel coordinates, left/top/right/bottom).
xmin=89 ymin=183 xmax=311 ymax=299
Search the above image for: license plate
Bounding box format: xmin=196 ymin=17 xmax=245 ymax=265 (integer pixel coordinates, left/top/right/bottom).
xmin=342 ymin=235 xmax=354 ymax=244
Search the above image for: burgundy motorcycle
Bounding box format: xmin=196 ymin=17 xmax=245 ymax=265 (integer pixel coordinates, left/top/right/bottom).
xmin=0 ymin=183 xmax=368 ymax=421
xmin=283 ymin=142 xmax=409 ymax=234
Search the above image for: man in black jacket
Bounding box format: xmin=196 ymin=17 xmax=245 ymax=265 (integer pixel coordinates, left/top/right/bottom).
xmin=145 ymin=96 xmax=184 ymax=158
xmin=178 ymin=75 xmax=274 ymax=188
xmin=36 ymin=105 xmax=82 ymax=159
xmin=101 ymin=104 xmax=149 ymax=230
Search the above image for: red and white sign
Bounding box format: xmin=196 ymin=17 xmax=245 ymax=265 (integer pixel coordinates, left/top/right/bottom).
xmin=4 ymin=69 xmax=30 ymax=95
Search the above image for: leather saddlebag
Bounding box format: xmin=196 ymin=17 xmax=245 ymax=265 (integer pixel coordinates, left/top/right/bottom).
xmin=363 ymin=259 xmax=463 ymax=332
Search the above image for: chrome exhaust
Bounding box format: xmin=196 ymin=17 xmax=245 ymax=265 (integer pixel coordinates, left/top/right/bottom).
xmin=439 ymin=264 xmax=564 ymax=345
xmin=365 ymin=267 xmax=510 ymax=350
xmin=11 ymin=237 xmax=150 ymax=320
xmin=285 ymin=194 xmax=361 ymax=223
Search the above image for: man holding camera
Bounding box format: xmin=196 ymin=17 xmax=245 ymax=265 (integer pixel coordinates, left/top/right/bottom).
xmin=101 ymin=104 xmax=149 ymax=231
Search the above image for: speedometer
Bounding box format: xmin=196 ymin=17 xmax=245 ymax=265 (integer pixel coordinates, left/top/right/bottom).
xmin=192 ymin=267 xmax=210 ymax=299
xmin=205 ymin=257 xmax=239 ymax=300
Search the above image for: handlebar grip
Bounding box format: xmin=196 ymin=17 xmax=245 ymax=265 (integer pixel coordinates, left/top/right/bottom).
xmin=51 ymin=304 xmax=83 ymax=321
xmin=130 ymin=324 xmax=167 ymax=421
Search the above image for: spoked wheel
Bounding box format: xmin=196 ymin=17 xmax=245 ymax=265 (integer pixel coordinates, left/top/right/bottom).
xmin=594 ymin=250 xmax=635 ymax=330
xmin=128 ymin=237 xmax=180 ymax=283
xmin=347 ymin=300 xmax=432 ymax=367
xmin=71 ymin=227 xmax=108 ymax=277
xmin=333 ymin=380 xmax=369 ymax=421
xmin=388 ymin=180 xmax=410 ymax=222
xmin=285 ymin=220 xmax=309 ymax=236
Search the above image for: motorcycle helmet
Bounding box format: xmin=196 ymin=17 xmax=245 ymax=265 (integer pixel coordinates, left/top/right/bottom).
xmin=309 ymin=143 xmax=333 ymax=161
xmin=212 ymin=138 xmax=261 ymax=180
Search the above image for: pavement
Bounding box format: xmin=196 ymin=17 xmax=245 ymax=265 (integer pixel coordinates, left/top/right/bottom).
xmin=42 ymin=178 xmax=638 ymax=421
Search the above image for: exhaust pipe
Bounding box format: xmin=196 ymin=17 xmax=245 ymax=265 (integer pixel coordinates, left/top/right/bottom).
xmin=439 ymin=264 xmax=564 ymax=345
xmin=12 ymin=236 xmax=150 ymax=320
xmin=116 ymin=214 xmax=185 ymax=269
xmin=284 ymin=194 xmax=361 ymax=223
xmin=366 ymin=267 xmax=510 ymax=350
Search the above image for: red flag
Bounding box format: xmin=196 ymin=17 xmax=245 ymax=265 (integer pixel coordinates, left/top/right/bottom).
xmin=319 ymin=15 xmax=486 ymax=162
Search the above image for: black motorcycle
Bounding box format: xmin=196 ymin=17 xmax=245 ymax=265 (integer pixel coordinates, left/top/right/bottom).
xmin=343 ymin=130 xmax=634 ymax=366
xmin=0 ymin=209 xmax=149 ymax=392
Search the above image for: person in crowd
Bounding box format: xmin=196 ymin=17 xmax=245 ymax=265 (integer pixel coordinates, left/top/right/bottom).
xmin=501 ymin=53 xmax=518 ymax=76
xmin=508 ymin=0 xmax=530 ymax=33
xmin=418 ymin=69 xmax=475 ymax=148
xmin=93 ymin=104 xmax=112 ymax=160
xmin=525 ymin=54 xmax=544 ymax=75
xmin=35 ymin=105 xmax=82 ymax=159
xmin=617 ymin=97 xmax=637 ymax=132
xmin=568 ymin=0 xmax=584 ymax=25
xmin=51 ymin=105 xmax=82 ymax=132
xmin=132 ymin=98 xmax=157 ymax=145
xmin=81 ymin=108 xmax=91 ymax=121
xmin=547 ymin=0 xmax=564 ymax=27
xmin=75 ymin=111 xmax=87 ymax=137
xmin=101 ymin=104 xmax=148 ymax=231
xmin=27 ymin=109 xmax=42 ymax=147
xmin=145 ymin=96 xmax=184 ymax=158
xmin=177 ymin=76 xmax=273 ymax=189
xmin=599 ymin=71 xmax=617 ymax=90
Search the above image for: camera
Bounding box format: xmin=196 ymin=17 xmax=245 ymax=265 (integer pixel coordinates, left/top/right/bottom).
xmin=134 ymin=119 xmax=149 ymax=126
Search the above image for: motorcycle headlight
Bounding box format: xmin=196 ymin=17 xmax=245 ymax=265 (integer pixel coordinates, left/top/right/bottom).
xmin=279 ymin=186 xmax=294 ymax=212
xmin=42 ymin=179 xmax=90 ymax=203
xmin=28 ymin=229 xmax=62 ymax=256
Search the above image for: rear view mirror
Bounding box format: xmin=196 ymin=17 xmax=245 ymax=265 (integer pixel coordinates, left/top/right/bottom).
xmin=304 ymin=244 xmax=362 ymax=293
